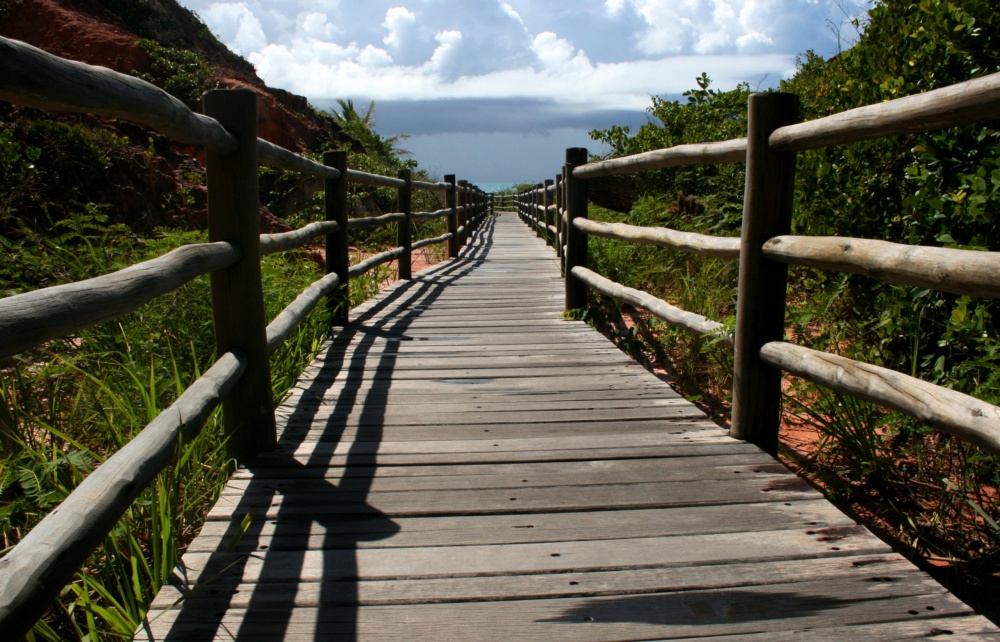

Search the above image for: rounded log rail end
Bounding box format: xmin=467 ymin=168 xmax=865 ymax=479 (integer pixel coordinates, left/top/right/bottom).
xmin=763 ymin=235 xmax=1000 ymax=299
xmin=760 ymin=341 xmax=1000 ymax=456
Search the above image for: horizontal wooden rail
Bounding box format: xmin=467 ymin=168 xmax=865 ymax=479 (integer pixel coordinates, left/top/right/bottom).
xmin=572 ymin=266 xmax=732 ymax=346
xmin=412 ymin=208 xmax=452 ymax=221
xmin=346 ymin=169 xmax=407 ymax=189
xmin=265 ymin=273 xmax=340 ymax=354
xmin=347 ymin=212 xmax=406 ymax=230
xmin=760 ymin=342 xmax=1000 ymax=455
xmin=763 ymin=236 xmax=1000 ymax=299
xmin=257 ymin=139 xmax=340 ymax=179
xmin=412 ymin=232 xmax=453 ymax=251
xmin=770 ymin=71 xmax=1000 ymax=152
xmin=0 ymin=350 xmax=246 ymax=639
xmin=0 ymin=37 xmax=238 ymax=154
xmin=348 ymin=247 xmax=405 ymax=278
xmin=575 ymin=218 xmax=741 ymax=259
xmin=412 ymin=179 xmax=451 ymax=192
xmin=574 ymin=139 xmax=747 ymax=179
xmin=260 ymin=221 xmax=340 ymax=256
xmin=0 ymin=243 xmax=239 ymax=360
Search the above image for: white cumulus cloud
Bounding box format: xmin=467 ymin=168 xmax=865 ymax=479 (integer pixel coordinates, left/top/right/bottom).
xmin=201 ymin=2 xmax=268 ymax=53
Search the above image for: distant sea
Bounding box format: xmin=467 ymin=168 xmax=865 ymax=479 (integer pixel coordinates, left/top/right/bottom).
xmin=477 ymin=182 xmax=517 ymax=194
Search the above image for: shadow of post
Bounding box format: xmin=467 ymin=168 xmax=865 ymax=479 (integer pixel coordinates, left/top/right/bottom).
xmin=153 ymin=216 xmax=497 ymax=640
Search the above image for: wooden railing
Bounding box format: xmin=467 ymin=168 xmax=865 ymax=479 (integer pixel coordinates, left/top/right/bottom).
xmin=515 ymin=71 xmax=1000 ymax=458
xmin=0 ymin=36 xmax=490 ymax=636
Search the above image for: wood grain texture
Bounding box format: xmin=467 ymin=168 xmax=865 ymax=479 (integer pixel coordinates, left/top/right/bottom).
xmin=575 ymin=218 xmax=740 ymax=259
xmin=204 ymin=89 xmax=276 ymax=462
xmin=0 ymin=36 xmax=237 ymax=153
xmin=346 ymin=169 xmax=407 ymax=189
xmin=0 ymin=242 xmax=237 ymax=359
xmin=771 ymin=70 xmax=1000 ymax=152
xmin=764 ymin=235 xmax=1000 ymax=298
xmin=257 ymin=138 xmax=340 ymax=179
xmin=574 ymin=138 xmax=747 ymax=179
xmin=260 ymin=221 xmax=340 ymax=256
xmin=141 ymin=213 xmax=996 ymax=640
xmin=411 ymin=233 xmax=452 ymax=251
xmin=347 ymin=212 xmax=406 ymax=230
xmin=265 ymin=272 xmax=340 ymax=355
xmin=760 ymin=341 xmax=1000 ymax=454
xmin=730 ymin=93 xmax=799 ymax=455
xmin=348 ymin=247 xmax=405 ymax=278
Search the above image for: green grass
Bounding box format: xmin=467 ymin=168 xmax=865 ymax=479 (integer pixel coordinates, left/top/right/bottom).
xmin=0 ymin=215 xmax=345 ymax=639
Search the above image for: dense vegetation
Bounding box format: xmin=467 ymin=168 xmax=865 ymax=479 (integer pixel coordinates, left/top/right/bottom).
xmin=0 ymin=44 xmax=443 ymax=642
xmin=587 ymin=0 xmax=1000 ymax=616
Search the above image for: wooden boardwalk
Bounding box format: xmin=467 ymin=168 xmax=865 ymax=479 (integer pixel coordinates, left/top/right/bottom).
xmin=141 ymin=213 xmax=998 ymax=640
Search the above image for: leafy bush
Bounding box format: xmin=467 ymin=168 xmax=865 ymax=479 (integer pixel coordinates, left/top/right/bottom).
xmin=584 ymin=0 xmax=1000 ymax=603
xmin=134 ymin=39 xmax=212 ymax=105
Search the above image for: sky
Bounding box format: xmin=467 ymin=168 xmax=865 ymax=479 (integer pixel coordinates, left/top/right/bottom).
xmin=176 ymin=0 xmax=869 ymax=185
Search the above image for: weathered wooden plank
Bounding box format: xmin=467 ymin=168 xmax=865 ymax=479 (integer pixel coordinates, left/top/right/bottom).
xmin=220 ymin=461 xmax=792 ymax=498
xmin=161 ymin=528 xmax=890 ymax=585
xmin=140 ymin=590 xmax=988 ymax=641
xmin=206 ymin=476 xmax=819 ymax=520
xmin=143 ymin=212 xmax=996 ymax=640
xmin=150 ymin=553 xmax=915 ymax=607
xmin=189 ymin=499 xmax=857 ymax=555
xmin=250 ymin=442 xmax=766 ymax=468
xmin=234 ymin=453 xmax=777 ymax=481
xmin=279 ymin=402 xmax=704 ymax=426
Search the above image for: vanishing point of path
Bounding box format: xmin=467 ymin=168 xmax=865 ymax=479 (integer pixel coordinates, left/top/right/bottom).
xmin=140 ymin=212 xmax=999 ymax=640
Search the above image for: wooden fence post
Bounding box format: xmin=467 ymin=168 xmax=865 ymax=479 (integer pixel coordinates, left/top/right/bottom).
xmin=555 ymin=174 xmax=564 ymax=259
xmin=534 ymin=184 xmax=543 ymax=238
xmin=445 ymin=174 xmax=459 ymax=258
xmin=325 ymin=150 xmax=349 ymax=325
xmin=564 ymin=147 xmax=589 ymax=310
xmin=543 ymin=179 xmax=554 ymax=247
xmin=203 ymin=88 xmax=276 ymax=462
xmin=458 ymin=179 xmax=469 ymax=247
xmin=730 ymin=92 xmax=800 ymax=456
xmin=397 ymin=168 xmax=412 ymax=280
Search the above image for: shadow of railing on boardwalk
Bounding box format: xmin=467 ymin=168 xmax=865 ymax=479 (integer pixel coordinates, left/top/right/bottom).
xmin=160 ymin=216 xmax=497 ymax=640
